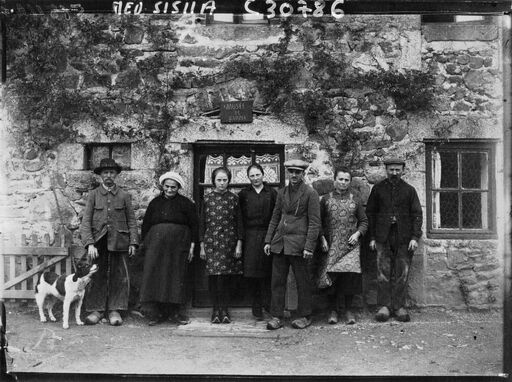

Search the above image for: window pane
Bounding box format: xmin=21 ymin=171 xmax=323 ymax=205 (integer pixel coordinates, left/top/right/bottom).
xmin=204 ymin=155 xmax=224 ymax=184
xmin=256 ymin=153 xmax=281 ymax=183
xmin=432 ymin=151 xmax=458 ymax=189
xmin=227 ymin=155 xmax=252 ymax=184
xmin=462 ymin=192 xmax=488 ymax=229
xmin=461 ymin=152 xmax=488 ymax=189
xmin=89 ymin=146 xmax=110 ymax=170
xmin=112 ymin=144 xmax=131 ymax=170
xmin=435 ymin=192 xmax=459 ymax=228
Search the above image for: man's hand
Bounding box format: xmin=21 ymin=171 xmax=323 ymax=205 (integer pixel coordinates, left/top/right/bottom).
xmin=408 ymin=239 xmax=418 ymax=252
xmin=234 ymin=240 xmax=242 ymax=259
xmin=128 ymin=245 xmax=137 ymax=258
xmin=88 ymin=244 xmax=99 ymax=260
xmin=188 ymin=244 xmax=195 ymax=262
xmin=369 ymin=240 xmax=376 ymax=251
xmin=348 ymin=231 xmax=361 ymax=246
xmin=303 ymin=249 xmax=313 ymax=259
xmin=264 ymin=244 xmax=271 ymax=256
xmin=321 ymin=236 xmax=329 ymax=252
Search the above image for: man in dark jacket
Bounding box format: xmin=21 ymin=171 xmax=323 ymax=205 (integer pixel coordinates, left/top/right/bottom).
xmin=264 ymin=159 xmax=321 ymax=330
xmin=80 ymin=158 xmax=139 ymax=326
xmin=366 ymin=158 xmax=422 ymax=322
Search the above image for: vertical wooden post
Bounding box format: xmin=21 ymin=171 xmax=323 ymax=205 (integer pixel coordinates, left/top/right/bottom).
xmin=0 ymin=250 xmax=4 ymax=301
xmin=502 ymin=12 xmax=512 ymax=380
xmin=0 ymin=14 xmax=6 ymax=84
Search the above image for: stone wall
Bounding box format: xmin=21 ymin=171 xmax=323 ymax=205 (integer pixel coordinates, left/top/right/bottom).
xmin=0 ymin=13 xmax=505 ymax=309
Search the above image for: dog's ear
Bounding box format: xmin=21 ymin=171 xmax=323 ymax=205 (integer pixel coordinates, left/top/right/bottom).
xmin=72 ymin=274 xmax=79 ymax=282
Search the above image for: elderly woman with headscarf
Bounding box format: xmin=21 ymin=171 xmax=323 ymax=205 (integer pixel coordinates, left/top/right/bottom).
xmin=140 ymin=171 xmax=199 ymax=326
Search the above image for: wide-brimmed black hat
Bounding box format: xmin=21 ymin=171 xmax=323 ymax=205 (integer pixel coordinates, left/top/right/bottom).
xmin=94 ymin=158 xmax=122 ymax=175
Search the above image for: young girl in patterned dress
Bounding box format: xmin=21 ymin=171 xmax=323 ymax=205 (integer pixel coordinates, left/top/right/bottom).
xmin=200 ymin=167 xmax=243 ymax=323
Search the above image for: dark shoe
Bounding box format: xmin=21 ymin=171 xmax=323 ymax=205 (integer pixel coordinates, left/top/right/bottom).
xmin=346 ymin=310 xmax=356 ymax=325
xmin=375 ymin=306 xmax=390 ymax=322
xmin=252 ymin=305 xmax=264 ymax=321
xmin=211 ymin=309 xmax=221 ymax=324
xmin=171 ymin=312 xmax=190 ymax=325
xmin=108 ymin=311 xmax=123 ymax=326
xmin=291 ymin=316 xmax=312 ymax=329
xmin=395 ymin=307 xmax=411 ymax=322
xmin=85 ymin=311 xmax=102 ymax=325
xmin=148 ymin=315 xmax=166 ymax=326
xmin=220 ymin=309 xmax=231 ymax=324
xmin=266 ymin=317 xmax=283 ymax=330
xmin=327 ymin=310 xmax=338 ymax=325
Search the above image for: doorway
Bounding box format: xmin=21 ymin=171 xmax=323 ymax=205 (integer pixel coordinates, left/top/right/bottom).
xmin=191 ymin=141 xmax=285 ymax=307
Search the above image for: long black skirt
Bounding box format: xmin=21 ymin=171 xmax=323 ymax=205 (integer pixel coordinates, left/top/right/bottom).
xmin=243 ymin=228 xmax=272 ymax=278
xmin=140 ymin=223 xmax=191 ymax=304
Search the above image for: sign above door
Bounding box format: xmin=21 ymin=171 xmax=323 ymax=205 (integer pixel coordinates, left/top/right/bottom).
xmin=220 ymin=100 xmax=254 ymax=124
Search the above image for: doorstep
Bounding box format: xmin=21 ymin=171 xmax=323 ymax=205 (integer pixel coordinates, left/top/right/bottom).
xmin=175 ymin=307 xmax=291 ymax=338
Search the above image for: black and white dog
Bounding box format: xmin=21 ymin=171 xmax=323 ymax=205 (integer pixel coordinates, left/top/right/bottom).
xmin=35 ymin=263 xmax=98 ymax=329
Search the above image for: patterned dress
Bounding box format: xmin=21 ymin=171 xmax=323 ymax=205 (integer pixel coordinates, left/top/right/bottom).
xmin=317 ymin=191 xmax=368 ymax=288
xmin=200 ymin=190 xmax=243 ymax=276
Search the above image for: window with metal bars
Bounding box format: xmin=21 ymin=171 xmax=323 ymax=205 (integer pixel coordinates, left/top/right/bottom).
xmin=425 ymin=139 xmax=496 ymax=239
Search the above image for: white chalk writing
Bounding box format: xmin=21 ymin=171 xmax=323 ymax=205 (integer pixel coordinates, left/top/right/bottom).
xmin=111 ymin=0 xmax=343 ymax=18
xmin=245 ymin=0 xmax=345 ymax=19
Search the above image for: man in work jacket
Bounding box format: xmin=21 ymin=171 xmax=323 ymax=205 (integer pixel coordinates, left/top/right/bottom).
xmin=264 ymin=159 xmax=321 ymax=330
xmin=80 ymin=158 xmax=139 ymax=326
xmin=366 ymin=157 xmax=422 ymax=323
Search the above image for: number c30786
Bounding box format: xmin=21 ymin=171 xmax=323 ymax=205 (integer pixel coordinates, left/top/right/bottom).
xmin=244 ymin=0 xmax=345 ymax=20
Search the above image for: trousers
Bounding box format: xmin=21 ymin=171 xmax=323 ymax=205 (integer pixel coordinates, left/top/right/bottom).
xmin=270 ymin=252 xmax=312 ymax=318
xmin=83 ymin=236 xmax=130 ymax=312
xmin=375 ymin=225 xmax=413 ymax=312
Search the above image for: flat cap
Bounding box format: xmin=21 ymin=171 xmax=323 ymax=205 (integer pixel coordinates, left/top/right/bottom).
xmin=383 ymin=157 xmax=406 ymax=166
xmin=284 ymin=159 xmax=309 ymax=171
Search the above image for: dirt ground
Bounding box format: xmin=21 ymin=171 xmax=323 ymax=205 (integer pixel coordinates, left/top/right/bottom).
xmin=3 ymin=303 xmax=504 ymax=377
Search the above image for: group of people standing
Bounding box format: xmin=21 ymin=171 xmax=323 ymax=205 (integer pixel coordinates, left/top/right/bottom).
xmin=79 ymin=156 xmax=422 ymax=330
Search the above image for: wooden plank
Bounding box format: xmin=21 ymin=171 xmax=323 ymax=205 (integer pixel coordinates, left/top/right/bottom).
xmin=0 ymin=251 xmax=4 ymax=299
xmin=66 ymin=257 xmax=72 ymax=274
xmin=0 ymin=247 xmax=68 ymax=256
xmin=9 ymin=256 xmax=15 ymax=288
xmin=55 ymin=260 xmax=61 ymax=275
xmin=31 ymin=256 xmax=39 ymax=290
xmin=3 ymin=256 xmax=66 ymax=290
xmin=2 ymin=290 xmax=35 ymax=299
xmin=20 ymin=256 xmax=27 ymax=291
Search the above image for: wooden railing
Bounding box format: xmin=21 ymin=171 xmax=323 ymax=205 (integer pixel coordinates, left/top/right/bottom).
xmin=0 ymin=246 xmax=72 ymax=300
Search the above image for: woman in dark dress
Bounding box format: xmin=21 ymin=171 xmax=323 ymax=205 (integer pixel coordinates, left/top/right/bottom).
xmin=140 ymin=171 xmax=198 ymax=326
xmin=200 ymin=167 xmax=243 ymax=324
xmin=238 ymin=164 xmax=277 ymax=320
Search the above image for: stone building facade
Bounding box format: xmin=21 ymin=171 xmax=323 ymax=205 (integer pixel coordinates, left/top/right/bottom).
xmin=0 ymin=12 xmax=506 ymax=309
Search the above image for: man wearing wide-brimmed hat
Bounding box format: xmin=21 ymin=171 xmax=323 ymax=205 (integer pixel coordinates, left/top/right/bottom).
xmin=264 ymin=159 xmax=321 ymax=330
xmin=80 ymin=158 xmax=139 ymax=326
xmin=366 ymin=157 xmax=422 ymax=323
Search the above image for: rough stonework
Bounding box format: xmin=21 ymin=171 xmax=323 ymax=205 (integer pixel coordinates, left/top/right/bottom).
xmin=0 ymin=13 xmax=505 ymax=309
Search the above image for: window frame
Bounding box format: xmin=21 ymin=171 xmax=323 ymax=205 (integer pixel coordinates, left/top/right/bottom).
xmin=424 ymin=139 xmax=497 ymax=239
xmin=83 ymin=142 xmax=132 ymax=171
xmin=192 ymin=141 xmax=285 ymax=203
